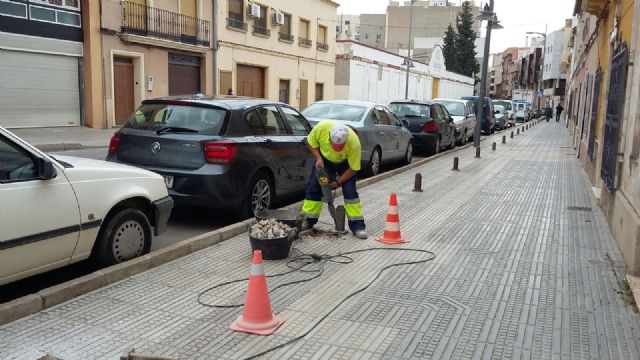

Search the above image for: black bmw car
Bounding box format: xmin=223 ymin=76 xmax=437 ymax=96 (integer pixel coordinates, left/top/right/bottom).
xmin=107 ymin=94 xmax=314 ymax=219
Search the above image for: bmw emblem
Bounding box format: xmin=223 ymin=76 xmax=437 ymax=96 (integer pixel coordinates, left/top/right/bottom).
xmin=151 ymin=142 xmax=161 ymax=153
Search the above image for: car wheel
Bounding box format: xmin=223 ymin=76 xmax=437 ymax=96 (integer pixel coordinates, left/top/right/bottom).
xmin=92 ymin=208 xmax=151 ymax=267
xmin=238 ymin=171 xmax=273 ymax=220
xmin=402 ymin=142 xmax=413 ymax=165
xmin=456 ymin=130 xmax=466 ymax=146
xmin=365 ymin=147 xmax=382 ymax=177
xmin=430 ymin=138 xmax=440 ymax=156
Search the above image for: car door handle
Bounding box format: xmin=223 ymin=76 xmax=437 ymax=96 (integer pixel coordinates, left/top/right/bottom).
xmin=265 ymin=138 xmax=274 ymax=146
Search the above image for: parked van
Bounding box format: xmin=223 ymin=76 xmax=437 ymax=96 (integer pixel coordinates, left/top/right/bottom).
xmin=461 ymin=96 xmax=495 ymax=134
xmin=513 ymin=101 xmax=529 ymax=122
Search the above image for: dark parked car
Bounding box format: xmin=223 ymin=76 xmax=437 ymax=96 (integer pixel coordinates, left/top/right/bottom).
xmin=107 ymin=94 xmax=314 ymax=219
xmin=388 ymin=100 xmax=456 ymax=155
xmin=461 ymin=96 xmax=495 ymax=134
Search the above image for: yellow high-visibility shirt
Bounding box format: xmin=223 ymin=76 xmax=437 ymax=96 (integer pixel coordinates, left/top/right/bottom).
xmin=307 ymin=120 xmax=362 ymax=171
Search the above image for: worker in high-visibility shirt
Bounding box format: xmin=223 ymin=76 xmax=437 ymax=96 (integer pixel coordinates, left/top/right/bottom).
xmin=301 ymin=120 xmax=367 ymax=239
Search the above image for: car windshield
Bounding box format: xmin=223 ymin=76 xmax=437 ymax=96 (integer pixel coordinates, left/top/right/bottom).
xmin=302 ymin=103 xmax=367 ymax=122
xmin=493 ymin=101 xmax=512 ymax=110
xmin=437 ymin=101 xmax=465 ymax=116
xmin=388 ymin=103 xmax=430 ymax=117
xmin=494 ymin=105 xmax=505 ymax=113
xmin=123 ymin=103 xmax=228 ymax=135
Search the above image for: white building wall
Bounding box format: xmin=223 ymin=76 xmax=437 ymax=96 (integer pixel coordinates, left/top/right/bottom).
xmin=336 ymin=41 xmax=473 ymax=104
xmin=543 ymin=29 xmax=565 ymax=80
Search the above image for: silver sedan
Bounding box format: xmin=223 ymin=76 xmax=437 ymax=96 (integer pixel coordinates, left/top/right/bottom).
xmin=302 ymin=100 xmax=413 ymax=176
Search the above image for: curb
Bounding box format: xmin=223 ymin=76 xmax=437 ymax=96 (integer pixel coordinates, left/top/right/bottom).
xmin=36 ymin=143 xmax=108 ymax=152
xmin=0 ymin=128 xmax=519 ymax=325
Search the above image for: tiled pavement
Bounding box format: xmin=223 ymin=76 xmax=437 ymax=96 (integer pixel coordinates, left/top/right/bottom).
xmin=2 ymin=122 xmax=640 ymax=359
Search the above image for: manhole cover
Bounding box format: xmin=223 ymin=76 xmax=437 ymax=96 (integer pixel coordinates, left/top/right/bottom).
xmin=567 ymin=206 xmax=592 ymax=211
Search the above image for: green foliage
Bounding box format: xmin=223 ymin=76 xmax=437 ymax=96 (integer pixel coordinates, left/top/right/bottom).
xmin=455 ymin=1 xmax=480 ymax=78
xmin=442 ymin=24 xmax=459 ymax=73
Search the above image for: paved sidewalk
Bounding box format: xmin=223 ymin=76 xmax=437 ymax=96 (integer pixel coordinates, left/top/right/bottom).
xmin=11 ymin=126 xmax=114 ymax=151
xmin=2 ymin=123 xmax=639 ymax=359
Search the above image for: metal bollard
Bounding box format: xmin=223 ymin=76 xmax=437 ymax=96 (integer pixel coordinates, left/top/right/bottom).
xmin=517 ymin=128 xmax=520 ymax=135
xmin=475 ymin=147 xmax=481 ymax=158
xmin=502 ymin=135 xmax=506 ymax=144
xmin=452 ymin=157 xmax=459 ymax=171
xmin=492 ymin=142 xmax=496 ymax=151
xmin=413 ymin=173 xmax=424 ymax=192
xmin=335 ymin=205 xmax=346 ymax=232
xmin=511 ymin=131 xmax=514 ymax=138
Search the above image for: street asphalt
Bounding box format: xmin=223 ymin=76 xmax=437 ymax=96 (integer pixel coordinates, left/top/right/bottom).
xmin=2 ymin=121 xmax=638 ymax=359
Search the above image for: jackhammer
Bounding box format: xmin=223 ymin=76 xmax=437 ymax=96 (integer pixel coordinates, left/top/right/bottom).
xmin=317 ymin=168 xmax=347 ymax=233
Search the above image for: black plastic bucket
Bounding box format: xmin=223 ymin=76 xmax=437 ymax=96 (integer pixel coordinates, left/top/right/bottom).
xmin=255 ymin=209 xmax=302 ymax=230
xmin=249 ymin=234 xmax=292 ymax=260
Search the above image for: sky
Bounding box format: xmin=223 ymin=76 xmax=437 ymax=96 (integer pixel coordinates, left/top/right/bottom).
xmin=335 ymin=0 xmax=576 ymax=54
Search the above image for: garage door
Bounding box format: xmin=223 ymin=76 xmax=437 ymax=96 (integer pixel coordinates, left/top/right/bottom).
xmin=168 ymin=53 xmax=201 ymax=96
xmin=0 ymin=50 xmax=80 ymax=128
xmin=237 ymin=64 xmax=264 ymax=98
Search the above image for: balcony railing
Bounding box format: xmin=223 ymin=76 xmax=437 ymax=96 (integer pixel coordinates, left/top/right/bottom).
xmin=278 ymin=32 xmax=294 ymax=42
xmin=317 ymin=42 xmax=329 ymax=51
xmin=121 ymin=1 xmax=210 ymax=47
xmin=252 ymin=24 xmax=270 ymax=36
xmin=227 ymin=17 xmax=247 ymax=31
xmin=299 ymin=37 xmax=312 ymax=47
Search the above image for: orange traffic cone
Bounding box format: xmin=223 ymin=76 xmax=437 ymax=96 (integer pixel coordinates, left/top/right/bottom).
xmin=230 ymin=250 xmax=284 ymax=335
xmin=377 ymin=193 xmax=408 ymax=244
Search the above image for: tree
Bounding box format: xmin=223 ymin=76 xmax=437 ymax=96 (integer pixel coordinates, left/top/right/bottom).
xmin=442 ymin=24 xmax=459 ymax=73
xmin=455 ymin=1 xmax=479 ymax=78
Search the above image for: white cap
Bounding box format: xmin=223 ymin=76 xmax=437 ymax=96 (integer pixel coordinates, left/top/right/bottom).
xmin=330 ymin=123 xmax=349 ymax=151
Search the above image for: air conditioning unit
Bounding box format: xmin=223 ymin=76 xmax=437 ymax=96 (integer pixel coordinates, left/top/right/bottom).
xmin=247 ymin=3 xmax=260 ymax=18
xmin=272 ymin=12 xmax=285 ymax=26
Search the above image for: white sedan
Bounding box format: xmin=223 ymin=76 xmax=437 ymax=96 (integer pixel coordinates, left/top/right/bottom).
xmin=0 ymin=127 xmax=173 ymax=285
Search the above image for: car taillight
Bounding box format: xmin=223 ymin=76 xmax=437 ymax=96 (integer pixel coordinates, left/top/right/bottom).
xmin=485 ymin=108 xmax=490 ymax=120
xmin=108 ymin=131 xmax=121 ymax=156
xmin=204 ymin=141 xmax=237 ymax=165
xmin=422 ymin=120 xmax=438 ymax=133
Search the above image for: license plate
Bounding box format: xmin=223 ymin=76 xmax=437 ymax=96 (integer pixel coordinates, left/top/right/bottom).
xmin=163 ymin=175 xmax=174 ymax=189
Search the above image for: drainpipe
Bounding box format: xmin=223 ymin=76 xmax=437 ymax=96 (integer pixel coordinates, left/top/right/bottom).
xmin=212 ymin=0 xmax=218 ymax=94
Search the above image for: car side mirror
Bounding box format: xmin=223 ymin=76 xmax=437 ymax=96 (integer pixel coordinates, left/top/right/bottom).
xmin=37 ymin=157 xmax=56 ymax=180
xmin=448 ymin=117 xmax=454 ymax=123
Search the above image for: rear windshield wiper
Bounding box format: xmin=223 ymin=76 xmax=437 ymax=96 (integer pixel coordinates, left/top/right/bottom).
xmin=156 ymin=126 xmax=199 ymax=134
xmin=403 ymin=114 xmax=426 ymax=118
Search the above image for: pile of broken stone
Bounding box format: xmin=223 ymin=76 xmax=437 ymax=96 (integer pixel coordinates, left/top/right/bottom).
xmin=249 ymin=218 xmax=294 ymax=239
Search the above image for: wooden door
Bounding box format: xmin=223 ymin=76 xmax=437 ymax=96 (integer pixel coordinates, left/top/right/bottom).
xmin=220 ymin=70 xmax=232 ymax=95
xmin=299 ymin=79 xmax=308 ymax=110
xmin=180 ymin=0 xmax=197 ymax=37
xmin=114 ymin=58 xmax=134 ymax=126
xmin=237 ymin=64 xmax=264 ymax=98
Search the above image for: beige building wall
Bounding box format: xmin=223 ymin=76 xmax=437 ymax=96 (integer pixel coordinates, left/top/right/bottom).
xmin=217 ymin=0 xmax=338 ymax=110
xmin=83 ymin=0 xmax=214 ymax=128
xmin=385 ymin=3 xmax=480 ymax=52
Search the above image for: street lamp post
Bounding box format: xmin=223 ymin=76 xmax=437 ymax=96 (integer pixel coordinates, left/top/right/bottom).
xmin=527 ymin=28 xmax=547 ymax=111
xmin=404 ymin=0 xmax=415 ymax=99
xmin=473 ymin=0 xmax=503 ymax=150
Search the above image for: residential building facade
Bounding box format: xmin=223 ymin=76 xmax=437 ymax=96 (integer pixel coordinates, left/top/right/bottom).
xmin=218 ymin=0 xmax=338 ymax=110
xmin=0 ymin=0 xmax=84 ymax=128
xmin=83 ymin=0 xmax=214 ymax=128
xmin=569 ymin=0 xmax=640 ymax=275
xmin=541 ymin=22 xmax=571 ymax=109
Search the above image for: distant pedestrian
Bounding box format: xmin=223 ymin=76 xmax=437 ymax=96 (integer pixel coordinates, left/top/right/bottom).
xmin=545 ymin=105 xmax=552 ymax=121
xmin=555 ymin=104 xmax=564 ymax=122
xmin=227 ymin=88 xmax=234 ymax=96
